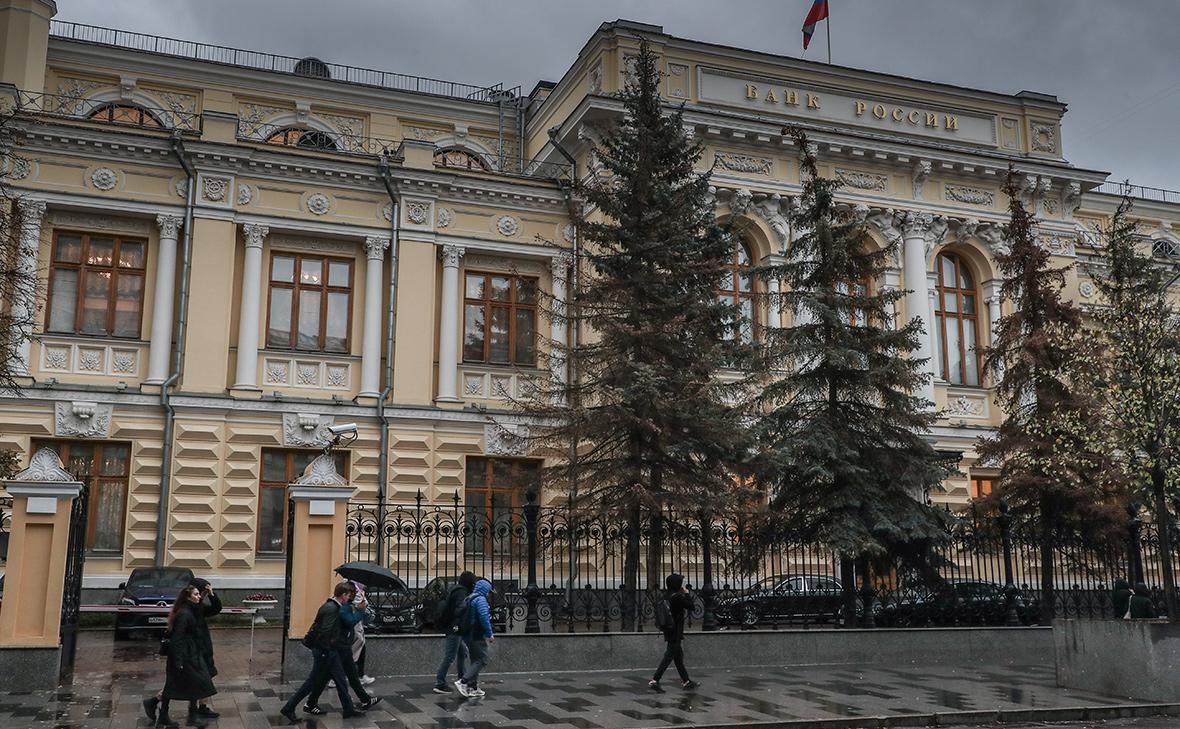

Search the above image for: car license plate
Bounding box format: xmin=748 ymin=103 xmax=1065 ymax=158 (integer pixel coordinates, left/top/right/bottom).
xmin=148 ymin=616 xmax=167 ymax=624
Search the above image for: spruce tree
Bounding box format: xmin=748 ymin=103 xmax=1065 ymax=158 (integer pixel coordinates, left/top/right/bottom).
xmin=750 ymin=130 xmax=950 ymax=622
xmin=521 ymin=39 xmax=754 ymax=625
xmin=977 ymin=169 xmax=1122 ymax=624
xmin=1089 ymin=196 xmax=1180 ymax=620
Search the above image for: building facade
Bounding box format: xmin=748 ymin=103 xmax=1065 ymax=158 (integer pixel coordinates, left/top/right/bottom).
xmin=2 ymin=2 xmax=1179 ymax=592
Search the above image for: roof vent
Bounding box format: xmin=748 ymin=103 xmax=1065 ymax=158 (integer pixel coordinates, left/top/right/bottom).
xmin=294 ymin=57 xmax=331 ymax=79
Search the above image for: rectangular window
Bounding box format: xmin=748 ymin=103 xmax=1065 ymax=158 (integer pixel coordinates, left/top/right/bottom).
xmin=971 ymin=476 xmax=994 ymax=499
xmin=266 ymin=253 xmax=353 ymax=353
xmin=46 ymin=231 xmax=147 ymax=338
xmin=464 ymin=456 xmax=540 ymax=556
xmin=32 ymin=440 xmax=130 ymax=554
xmin=463 ymin=272 xmax=537 ymax=366
xmin=257 ymin=449 xmax=349 ymax=554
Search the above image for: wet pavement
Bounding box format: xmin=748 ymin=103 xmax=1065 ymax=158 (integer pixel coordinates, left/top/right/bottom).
xmin=0 ymin=628 xmax=1169 ymax=728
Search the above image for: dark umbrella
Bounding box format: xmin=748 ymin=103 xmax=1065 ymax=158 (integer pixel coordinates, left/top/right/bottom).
xmin=334 ymin=561 xmax=408 ymax=591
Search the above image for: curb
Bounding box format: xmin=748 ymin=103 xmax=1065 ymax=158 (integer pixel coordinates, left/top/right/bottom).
xmin=652 ymin=702 xmax=1180 ymax=729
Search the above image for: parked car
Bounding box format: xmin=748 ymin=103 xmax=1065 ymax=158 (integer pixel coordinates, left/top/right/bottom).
xmin=364 ymin=576 xmax=511 ymax=634
xmin=715 ymin=574 xmax=844 ymax=627
xmin=873 ymin=579 xmax=1038 ymax=627
xmin=115 ymin=567 xmax=195 ymax=639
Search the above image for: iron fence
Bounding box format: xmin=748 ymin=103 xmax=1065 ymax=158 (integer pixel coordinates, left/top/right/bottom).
xmin=15 ymin=90 xmax=201 ymax=134
xmin=1096 ymin=181 xmax=1180 ymax=205
xmin=346 ymin=494 xmax=1173 ymax=634
xmin=0 ymin=496 xmax=11 ymax=566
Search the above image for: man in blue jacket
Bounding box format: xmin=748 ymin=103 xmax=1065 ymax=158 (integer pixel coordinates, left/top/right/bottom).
xmin=455 ymin=578 xmax=494 ymax=698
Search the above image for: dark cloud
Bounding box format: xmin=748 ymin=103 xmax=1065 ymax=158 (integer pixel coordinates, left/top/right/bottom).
xmin=57 ymin=0 xmax=1180 ymax=189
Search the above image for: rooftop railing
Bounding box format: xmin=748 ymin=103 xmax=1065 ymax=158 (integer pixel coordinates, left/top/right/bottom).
xmin=15 ymin=90 xmax=201 ymax=134
xmin=1095 ymin=181 xmax=1180 ymax=205
xmin=49 ymin=20 xmax=514 ymax=104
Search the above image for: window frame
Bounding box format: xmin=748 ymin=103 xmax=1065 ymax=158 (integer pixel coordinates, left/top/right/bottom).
xmin=463 ymin=456 xmax=540 ymax=555
xmin=86 ymin=102 xmax=163 ymax=128
xmin=264 ymin=126 xmax=339 ymax=151
xmin=265 ymin=251 xmax=355 ymax=354
xmin=45 ymin=229 xmax=148 ymax=339
xmin=933 ymin=252 xmax=982 ymax=386
xmin=257 ymin=448 xmax=349 ymax=555
xmin=32 ymin=439 xmax=130 ymax=555
xmin=462 ymin=271 xmax=539 ymax=367
xmin=434 ymin=148 xmax=491 ymax=171
xmin=718 ymin=240 xmax=759 ymax=343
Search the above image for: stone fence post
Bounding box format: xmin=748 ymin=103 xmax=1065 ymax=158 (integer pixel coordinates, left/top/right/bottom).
xmin=286 ymin=454 xmax=354 ymax=639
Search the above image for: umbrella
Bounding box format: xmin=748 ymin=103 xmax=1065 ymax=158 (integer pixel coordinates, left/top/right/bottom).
xmin=334 ymin=561 xmax=408 ymax=592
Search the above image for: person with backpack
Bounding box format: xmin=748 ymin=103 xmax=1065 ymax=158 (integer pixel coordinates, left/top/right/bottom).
xmin=280 ymin=582 xmax=369 ymax=723
xmin=649 ymin=573 xmax=699 ymax=691
xmin=432 ymin=571 xmax=476 ymax=694
xmin=1129 ymin=582 xmax=1158 ymax=619
xmin=303 ymin=581 xmax=381 ymax=716
xmin=455 ymin=578 xmax=495 ymax=698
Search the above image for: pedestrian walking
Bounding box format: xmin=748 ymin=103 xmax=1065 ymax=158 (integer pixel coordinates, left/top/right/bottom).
xmin=649 ymin=573 xmax=699 ymax=692
xmin=143 ymin=578 xmax=221 ymax=727
xmin=455 ymin=578 xmax=494 ymax=698
xmin=145 ymin=586 xmax=217 ymax=728
xmin=303 ymin=581 xmax=381 ymax=715
xmin=432 ymin=571 xmax=476 ymax=694
xmin=1129 ymin=582 xmax=1157 ymax=619
xmin=350 ymin=581 xmax=377 ymax=685
xmin=280 ymin=582 xmax=369 ymax=723
xmin=1113 ymin=578 xmax=1132 ymax=619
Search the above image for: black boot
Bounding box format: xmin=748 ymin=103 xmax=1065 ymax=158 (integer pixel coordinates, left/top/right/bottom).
xmin=155 ymin=699 xmax=179 ymax=728
xmin=142 ymin=696 xmax=159 ymax=722
xmin=186 ymin=701 xmax=208 ymax=727
xmin=195 ymin=705 xmax=220 ymax=718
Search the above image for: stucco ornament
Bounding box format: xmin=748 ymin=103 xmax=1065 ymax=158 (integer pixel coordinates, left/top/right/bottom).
xmin=293 ymin=453 xmax=348 ymax=486
xmin=282 ymin=412 xmax=335 ymax=447
xmin=54 ymin=401 xmax=113 ymax=438
xmin=497 ymin=215 xmax=520 ymax=237
xmin=202 ymin=176 xmax=229 ymax=202
xmin=91 ymin=167 xmax=118 ymax=191
xmin=752 ymin=193 xmax=791 ymax=250
xmin=175 ymin=179 xmax=189 ymax=199
xmin=728 ymin=188 xmax=753 ymax=216
xmin=485 ymin=423 xmax=529 ymax=456
xmin=406 ymin=200 xmax=430 ymax=225
xmin=237 ymin=183 xmax=253 ymax=206
xmin=11 ymin=448 xmax=77 ymax=483
xmin=437 ymin=207 xmax=453 ymax=228
xmin=382 ymin=203 xmax=393 ymax=222
xmin=306 ymin=193 xmax=331 ymax=215
xmin=836 ymin=168 xmax=887 ymax=192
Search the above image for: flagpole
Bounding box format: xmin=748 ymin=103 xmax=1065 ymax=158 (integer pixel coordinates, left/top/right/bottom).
xmin=826 ymin=4 xmax=832 ymax=64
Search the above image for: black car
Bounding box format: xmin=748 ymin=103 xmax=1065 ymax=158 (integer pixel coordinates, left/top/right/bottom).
xmin=716 ymin=574 xmax=844 ymax=627
xmin=364 ymin=576 xmax=511 ymax=634
xmin=115 ymin=567 xmax=195 ymax=639
xmin=873 ymin=580 xmax=1038 ymax=627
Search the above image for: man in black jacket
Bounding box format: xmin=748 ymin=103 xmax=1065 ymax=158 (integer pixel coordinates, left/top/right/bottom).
xmin=649 ymin=573 xmax=699 ymax=691
xmin=280 ymin=582 xmax=361 ymax=723
xmin=432 ymin=571 xmax=476 ymax=694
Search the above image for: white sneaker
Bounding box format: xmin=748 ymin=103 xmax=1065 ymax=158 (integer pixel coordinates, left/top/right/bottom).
xmin=327 ymin=680 xmax=336 ymax=689
xmin=454 ymin=679 xmax=470 ymax=697
xmin=469 ymin=687 xmax=486 ymax=697
xmin=360 ymin=675 xmax=376 ymax=685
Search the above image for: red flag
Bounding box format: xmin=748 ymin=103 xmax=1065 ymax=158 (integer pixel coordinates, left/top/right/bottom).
xmin=802 ymin=0 xmax=829 ymax=50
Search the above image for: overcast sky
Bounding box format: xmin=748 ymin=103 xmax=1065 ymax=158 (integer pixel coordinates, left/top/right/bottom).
xmin=57 ymin=1 xmax=1180 ymax=190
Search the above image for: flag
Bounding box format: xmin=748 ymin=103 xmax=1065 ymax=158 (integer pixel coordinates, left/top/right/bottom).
xmin=802 ymin=0 xmax=829 ymax=50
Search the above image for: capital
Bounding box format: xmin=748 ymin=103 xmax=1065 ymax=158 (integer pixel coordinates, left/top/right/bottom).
xmin=899 ymin=211 xmax=948 ymax=255
xmin=156 ymin=213 xmax=183 ymax=240
xmin=440 ymin=244 xmax=465 ymax=268
xmin=242 ymin=223 xmax=269 ymax=249
xmin=364 ymin=235 xmax=391 ymax=260
xmin=17 ymin=197 xmax=47 ymax=225
xmin=550 ymin=250 xmax=573 ymax=278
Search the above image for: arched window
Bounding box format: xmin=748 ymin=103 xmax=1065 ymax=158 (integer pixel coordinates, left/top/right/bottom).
xmin=1152 ymin=237 xmax=1180 ymax=259
xmin=264 ymin=126 xmax=338 ymax=151
xmin=87 ymin=102 xmax=161 ymax=128
xmin=719 ymin=241 xmax=757 ymax=344
xmin=933 ymin=252 xmax=981 ymax=386
xmin=434 ymin=148 xmax=490 ymax=171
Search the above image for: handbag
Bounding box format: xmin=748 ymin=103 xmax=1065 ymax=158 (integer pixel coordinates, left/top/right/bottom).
xmin=158 ymin=630 xmax=171 ymax=656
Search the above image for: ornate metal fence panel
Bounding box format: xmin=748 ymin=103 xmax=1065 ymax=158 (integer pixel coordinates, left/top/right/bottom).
xmin=0 ymin=496 xmax=11 ymax=568
xmin=58 ymin=485 xmax=89 ymax=680
xmin=344 ymin=496 xmax=1176 ymax=634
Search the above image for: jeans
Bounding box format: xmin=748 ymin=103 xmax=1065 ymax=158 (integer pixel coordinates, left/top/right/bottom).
xmin=281 ymin=648 xmax=355 ymax=715
xmin=653 ymin=640 xmax=689 ymax=682
xmin=308 ymin=647 xmax=370 ymax=707
xmin=461 ymin=639 xmax=491 ymax=689
xmin=435 ymin=631 xmax=469 ymax=687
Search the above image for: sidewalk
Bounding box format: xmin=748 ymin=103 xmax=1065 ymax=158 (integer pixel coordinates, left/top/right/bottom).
xmin=0 ymin=629 xmax=1174 ymax=729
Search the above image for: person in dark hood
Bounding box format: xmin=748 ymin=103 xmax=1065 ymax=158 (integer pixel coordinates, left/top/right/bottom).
xmin=649 ymin=573 xmax=699 ymax=691
xmin=1129 ymin=582 xmax=1157 ymax=619
xmin=1113 ymin=578 xmax=1132 ymax=619
xmin=432 ymin=571 xmax=476 ymax=694
xmin=455 ymin=578 xmax=495 ymax=698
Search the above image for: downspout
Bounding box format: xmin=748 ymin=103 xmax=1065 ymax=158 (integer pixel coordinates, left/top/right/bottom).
xmin=547 ymin=127 xmax=580 ymax=611
xmin=376 ymin=153 xmax=402 ymax=565
xmin=157 ymin=132 xmax=196 ymax=565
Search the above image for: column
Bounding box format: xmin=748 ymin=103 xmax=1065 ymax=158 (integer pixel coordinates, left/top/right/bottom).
xmin=146 ymin=214 xmax=183 ymax=383
xmin=984 ymin=280 xmax=1004 ymax=383
xmin=359 ymin=236 xmax=390 ymax=397
xmin=549 ymin=252 xmax=571 ymax=387
xmin=232 ymin=223 xmax=268 ymax=390
xmin=436 ymin=244 xmax=464 ymax=402
xmin=927 ymin=271 xmax=941 ymax=380
xmin=900 ymin=212 xmax=945 ymax=406
xmin=766 ymin=276 xmax=782 ymax=329
xmin=10 ymin=198 xmax=45 ymax=376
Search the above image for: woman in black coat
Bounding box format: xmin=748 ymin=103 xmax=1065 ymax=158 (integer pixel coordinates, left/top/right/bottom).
xmin=156 ymin=586 xmax=217 ymax=727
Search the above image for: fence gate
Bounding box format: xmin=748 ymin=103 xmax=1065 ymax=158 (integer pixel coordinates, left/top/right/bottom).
xmin=58 ymin=485 xmax=88 ymax=681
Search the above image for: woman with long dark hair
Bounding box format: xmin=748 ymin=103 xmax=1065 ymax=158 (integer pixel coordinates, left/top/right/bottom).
xmin=152 ymin=586 xmax=217 ymax=727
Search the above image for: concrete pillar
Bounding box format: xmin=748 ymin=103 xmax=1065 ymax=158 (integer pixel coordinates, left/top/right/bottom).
xmin=985 ymin=279 xmax=1004 ymax=384
xmin=900 ymin=212 xmax=946 ymax=406
xmin=286 ymin=456 xmax=354 ymax=638
xmin=232 ymin=223 xmax=268 ymax=391
xmin=10 ymin=197 xmax=44 ymax=376
xmin=0 ymin=0 xmax=56 ymax=93
xmin=436 ymin=244 xmax=464 ymax=402
xmin=359 ymin=236 xmax=390 ymax=398
xmin=0 ymin=448 xmax=83 ymax=648
xmin=549 ymin=252 xmax=570 ymax=388
xmin=146 ymin=214 xmax=182 ymax=383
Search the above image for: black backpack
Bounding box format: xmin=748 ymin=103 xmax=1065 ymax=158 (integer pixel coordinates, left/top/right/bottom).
xmin=454 ymin=594 xmax=474 ymax=636
xmin=301 ymin=600 xmax=338 ymax=649
xmin=435 ymin=586 xmax=463 ymax=631
xmin=655 ymin=596 xmax=674 ymax=632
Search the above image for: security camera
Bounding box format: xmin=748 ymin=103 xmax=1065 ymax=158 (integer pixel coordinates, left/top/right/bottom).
xmin=327 ymin=423 xmax=358 ymax=436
